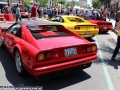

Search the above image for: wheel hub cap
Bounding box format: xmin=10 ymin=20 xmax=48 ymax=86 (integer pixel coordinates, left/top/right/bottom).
xmin=15 ymin=52 xmax=22 ymax=73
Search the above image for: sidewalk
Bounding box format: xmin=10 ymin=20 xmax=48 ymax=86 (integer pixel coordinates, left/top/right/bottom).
xmin=0 ymin=18 xmax=45 ymax=27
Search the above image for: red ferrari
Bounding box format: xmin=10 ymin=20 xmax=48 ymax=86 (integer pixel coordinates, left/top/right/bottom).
xmin=80 ymin=14 xmax=113 ymax=32
xmin=0 ymin=21 xmax=98 ymax=78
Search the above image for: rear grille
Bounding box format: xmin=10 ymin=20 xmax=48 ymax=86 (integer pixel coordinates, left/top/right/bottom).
xmin=39 ymin=66 xmax=82 ymax=81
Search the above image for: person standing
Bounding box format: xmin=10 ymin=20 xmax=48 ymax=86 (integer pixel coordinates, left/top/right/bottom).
xmin=12 ymin=5 xmax=17 ymax=19
xmin=43 ymin=7 xmax=47 ymax=18
xmin=111 ymin=8 xmax=120 ymax=60
xmin=47 ymin=7 xmax=52 ymax=19
xmin=15 ymin=4 xmax=22 ymax=22
xmin=27 ymin=6 xmax=31 ymax=20
xmin=37 ymin=6 xmax=42 ymax=18
xmin=58 ymin=7 xmax=61 ymax=15
xmin=31 ymin=2 xmax=38 ymax=20
xmin=115 ymin=8 xmax=120 ymax=30
xmin=111 ymin=20 xmax=120 ymax=61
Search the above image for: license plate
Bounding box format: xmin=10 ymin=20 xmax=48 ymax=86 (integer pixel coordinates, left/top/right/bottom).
xmin=104 ymin=27 xmax=107 ymax=29
xmin=64 ymin=47 xmax=77 ymax=57
xmin=85 ymin=31 xmax=90 ymax=34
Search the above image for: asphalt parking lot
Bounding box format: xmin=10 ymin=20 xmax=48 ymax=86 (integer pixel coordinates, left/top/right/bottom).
xmin=0 ymin=18 xmax=120 ymax=90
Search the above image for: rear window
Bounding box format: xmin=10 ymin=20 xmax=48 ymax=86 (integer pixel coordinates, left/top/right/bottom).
xmin=84 ymin=16 xmax=92 ymax=20
xmin=66 ymin=17 xmax=84 ymax=22
xmin=27 ymin=25 xmax=72 ymax=39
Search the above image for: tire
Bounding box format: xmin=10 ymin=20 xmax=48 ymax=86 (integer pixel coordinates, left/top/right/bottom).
xmin=15 ymin=50 xmax=26 ymax=76
xmin=0 ymin=37 xmax=4 ymax=48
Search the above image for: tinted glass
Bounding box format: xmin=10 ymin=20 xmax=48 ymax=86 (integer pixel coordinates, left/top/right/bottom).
xmin=28 ymin=25 xmax=72 ymax=39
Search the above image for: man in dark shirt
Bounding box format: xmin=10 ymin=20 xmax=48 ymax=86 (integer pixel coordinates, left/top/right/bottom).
xmin=31 ymin=2 xmax=38 ymax=20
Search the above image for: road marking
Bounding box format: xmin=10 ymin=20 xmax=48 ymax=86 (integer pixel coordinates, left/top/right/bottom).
xmin=94 ymin=37 xmax=115 ymax=90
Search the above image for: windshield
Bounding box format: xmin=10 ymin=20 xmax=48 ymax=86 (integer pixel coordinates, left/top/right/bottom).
xmin=84 ymin=15 xmax=103 ymax=20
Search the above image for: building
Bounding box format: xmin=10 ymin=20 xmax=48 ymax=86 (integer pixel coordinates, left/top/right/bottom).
xmin=79 ymin=0 xmax=87 ymax=5
xmin=0 ymin=0 xmax=40 ymax=13
xmin=111 ymin=0 xmax=120 ymax=11
xmin=79 ymin=0 xmax=90 ymax=7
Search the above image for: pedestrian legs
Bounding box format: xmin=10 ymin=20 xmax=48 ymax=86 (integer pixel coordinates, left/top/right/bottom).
xmin=112 ymin=36 xmax=120 ymax=59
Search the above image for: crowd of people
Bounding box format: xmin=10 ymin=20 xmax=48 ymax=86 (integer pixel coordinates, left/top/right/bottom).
xmin=0 ymin=2 xmax=119 ymax=22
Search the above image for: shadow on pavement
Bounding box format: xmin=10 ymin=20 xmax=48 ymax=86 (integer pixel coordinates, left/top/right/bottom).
xmin=86 ymin=38 xmax=95 ymax=42
xmin=99 ymin=31 xmax=109 ymax=34
xmin=94 ymin=38 xmax=120 ymax=69
xmin=0 ymin=48 xmax=91 ymax=90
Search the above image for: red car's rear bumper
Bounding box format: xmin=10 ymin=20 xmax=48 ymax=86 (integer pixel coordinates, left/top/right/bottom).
xmin=99 ymin=26 xmax=112 ymax=31
xmin=24 ymin=55 xmax=97 ymax=77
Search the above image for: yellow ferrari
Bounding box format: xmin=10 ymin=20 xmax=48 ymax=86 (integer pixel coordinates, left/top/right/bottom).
xmin=45 ymin=16 xmax=99 ymax=38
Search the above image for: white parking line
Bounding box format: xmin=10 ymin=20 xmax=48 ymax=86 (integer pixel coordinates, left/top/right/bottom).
xmin=94 ymin=37 xmax=115 ymax=90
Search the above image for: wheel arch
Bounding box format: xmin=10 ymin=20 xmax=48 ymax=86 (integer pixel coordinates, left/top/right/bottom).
xmin=13 ymin=45 xmax=22 ymax=57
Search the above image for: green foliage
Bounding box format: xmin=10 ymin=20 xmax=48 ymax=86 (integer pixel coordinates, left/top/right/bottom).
xmin=99 ymin=0 xmax=110 ymax=4
xmin=39 ymin=0 xmax=47 ymax=6
xmin=24 ymin=0 xmax=31 ymax=7
xmin=92 ymin=0 xmax=111 ymax=8
xmin=58 ymin=1 xmax=65 ymax=4
xmin=52 ymin=0 xmax=58 ymax=6
xmin=92 ymin=0 xmax=102 ymax=8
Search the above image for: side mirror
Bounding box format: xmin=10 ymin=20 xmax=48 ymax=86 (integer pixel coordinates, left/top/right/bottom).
xmin=1 ymin=28 xmax=7 ymax=32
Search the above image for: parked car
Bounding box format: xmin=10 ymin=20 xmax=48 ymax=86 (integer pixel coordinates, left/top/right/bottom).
xmin=0 ymin=20 xmax=98 ymax=78
xmin=20 ymin=12 xmax=29 ymax=18
xmin=80 ymin=14 xmax=113 ymax=32
xmin=45 ymin=16 xmax=99 ymax=38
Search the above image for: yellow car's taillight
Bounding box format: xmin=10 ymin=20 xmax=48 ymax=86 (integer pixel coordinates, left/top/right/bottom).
xmin=94 ymin=25 xmax=99 ymax=29
xmin=74 ymin=26 xmax=80 ymax=30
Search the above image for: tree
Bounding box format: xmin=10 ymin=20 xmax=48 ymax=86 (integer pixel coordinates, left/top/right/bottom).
xmin=100 ymin=0 xmax=111 ymax=8
xmin=58 ymin=0 xmax=65 ymax=5
xmin=39 ymin=0 xmax=47 ymax=6
xmin=52 ymin=0 xmax=58 ymax=6
xmin=92 ymin=0 xmax=102 ymax=8
xmin=65 ymin=2 xmax=71 ymax=8
xmin=24 ymin=0 xmax=31 ymax=7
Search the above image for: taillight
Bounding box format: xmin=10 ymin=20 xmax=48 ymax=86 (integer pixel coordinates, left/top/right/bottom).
xmin=86 ymin=45 xmax=97 ymax=53
xmin=74 ymin=26 xmax=80 ymax=30
xmin=78 ymin=26 xmax=80 ymax=30
xmin=74 ymin=26 xmax=77 ymax=30
xmin=37 ymin=53 xmax=45 ymax=61
xmin=87 ymin=46 xmax=92 ymax=53
xmin=92 ymin=45 xmax=97 ymax=52
xmin=37 ymin=51 xmax=53 ymax=61
xmin=94 ymin=25 xmax=98 ymax=29
xmin=45 ymin=51 xmax=53 ymax=60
